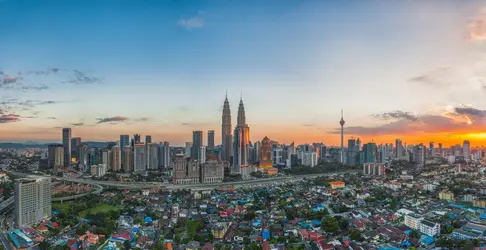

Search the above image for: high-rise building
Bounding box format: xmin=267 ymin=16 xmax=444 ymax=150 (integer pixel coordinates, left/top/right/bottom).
xmin=47 ymin=144 xmax=64 ymax=168
xmin=363 ymin=163 xmax=386 ymax=176
xmin=260 ymin=137 xmax=273 ymax=169
xmin=71 ymin=137 xmax=81 ymax=160
xmin=147 ymin=143 xmax=159 ymax=170
xmin=133 ymin=143 xmax=146 ymax=172
xmin=122 ymin=147 xmax=133 ymax=172
xmin=120 ymin=135 xmax=130 ymax=150
xmin=233 ymin=98 xmax=250 ymax=174
xmin=185 ymin=142 xmax=193 ymax=158
xmin=159 ymin=141 xmax=171 ymax=169
xmin=395 ymin=139 xmax=404 ymax=158
xmin=199 ymin=146 xmax=206 ymax=164
xmin=463 ymin=140 xmax=471 ymax=160
xmin=100 ymin=149 xmax=111 ymax=170
xmin=15 ymin=178 xmax=51 ymax=227
xmin=62 ymin=128 xmax=72 ymax=167
xmin=145 ymin=135 xmax=152 ymax=144
xmin=253 ymin=141 xmax=261 ymax=164
xmin=208 ymin=130 xmax=215 ymax=149
xmin=438 ymin=143 xmax=443 ymax=156
xmin=429 ymin=142 xmax=434 ymax=157
xmin=414 ymin=144 xmax=426 ymax=167
xmin=454 ymin=144 xmax=461 ymax=157
xmin=347 ymin=139 xmax=357 ymax=166
xmin=363 ymin=142 xmax=377 ymax=163
xmin=77 ymin=143 xmax=88 ymax=168
xmin=171 ymin=154 xmax=199 ymax=184
xmin=134 ymin=134 xmax=141 ymax=144
xmin=111 ymin=145 xmax=121 ymax=171
xmin=221 ymin=94 xmax=232 ymax=162
xmin=200 ymin=160 xmax=226 ymax=184
xmin=192 ymin=131 xmax=203 ymax=159
xmin=339 ymin=110 xmax=345 ymax=164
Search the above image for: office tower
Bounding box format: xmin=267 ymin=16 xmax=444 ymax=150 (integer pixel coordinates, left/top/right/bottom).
xmin=429 ymin=142 xmax=434 ymax=157
xmin=192 ymin=131 xmax=203 ymax=159
xmin=253 ymin=141 xmax=261 ymax=164
xmin=221 ymin=94 xmax=232 ymax=162
xmin=77 ymin=143 xmax=88 ymax=168
xmin=395 ymin=139 xmax=404 ymax=158
xmin=145 ymin=135 xmax=152 ymax=144
xmin=185 ymin=142 xmax=193 ymax=158
xmin=122 ymin=147 xmax=133 ymax=172
xmin=159 ymin=141 xmax=170 ymax=168
xmin=363 ymin=142 xmax=377 ymax=163
xmin=133 ymin=144 xmax=146 ymax=172
xmin=71 ymin=137 xmax=81 ymax=159
xmin=87 ymin=148 xmax=99 ymax=166
xmin=111 ymin=145 xmax=121 ymax=171
xmin=233 ymin=98 xmax=250 ymax=174
xmin=171 ymin=154 xmax=199 ymax=184
xmin=134 ymin=134 xmax=141 ymax=144
xmin=200 ymin=160 xmax=227 ymax=184
xmin=147 ymin=143 xmax=159 ymax=170
xmin=438 ymin=143 xmax=443 ymax=156
xmin=339 ymin=110 xmax=345 ymax=164
xmin=208 ymin=130 xmax=215 ymax=149
xmin=260 ymin=137 xmax=272 ymax=169
xmin=199 ymin=146 xmax=206 ymax=164
xmin=356 ymin=138 xmax=361 ymax=151
xmin=15 ymin=178 xmax=51 ymax=227
xmin=454 ymin=144 xmax=461 ymax=157
xmin=414 ymin=144 xmax=426 ymax=167
xmin=100 ymin=149 xmax=111 ymax=170
xmin=62 ymin=128 xmax=71 ymax=167
xmin=119 ymin=135 xmax=130 ymax=170
xmin=347 ymin=139 xmax=357 ymax=166
xmin=47 ymin=144 xmax=64 ymax=168
xmin=463 ymin=140 xmax=471 ymax=160
xmin=120 ymin=135 xmax=130 ymax=150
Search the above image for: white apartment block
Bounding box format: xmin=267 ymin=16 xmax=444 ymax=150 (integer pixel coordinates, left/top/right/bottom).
xmin=15 ymin=178 xmax=52 ymax=227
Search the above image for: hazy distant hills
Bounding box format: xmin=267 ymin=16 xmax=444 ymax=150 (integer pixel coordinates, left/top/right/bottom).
xmin=0 ymin=142 xmax=115 ymax=149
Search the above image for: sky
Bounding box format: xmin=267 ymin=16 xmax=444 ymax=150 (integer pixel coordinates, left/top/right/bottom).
xmin=1 ymin=0 xmax=486 ymax=146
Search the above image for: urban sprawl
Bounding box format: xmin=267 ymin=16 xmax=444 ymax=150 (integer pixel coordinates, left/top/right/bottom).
xmin=0 ymin=96 xmax=485 ymax=250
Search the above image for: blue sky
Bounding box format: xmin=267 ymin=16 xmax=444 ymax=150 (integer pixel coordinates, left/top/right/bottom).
xmin=1 ymin=0 xmax=486 ymax=145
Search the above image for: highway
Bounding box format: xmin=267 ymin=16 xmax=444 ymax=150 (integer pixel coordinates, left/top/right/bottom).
xmin=7 ymin=170 xmax=358 ymax=191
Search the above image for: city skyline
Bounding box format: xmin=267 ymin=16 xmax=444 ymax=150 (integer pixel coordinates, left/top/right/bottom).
xmin=2 ymin=1 xmax=486 ymax=146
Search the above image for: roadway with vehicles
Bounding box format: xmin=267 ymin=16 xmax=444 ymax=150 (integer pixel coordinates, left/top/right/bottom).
xmin=8 ymin=170 xmax=358 ymax=190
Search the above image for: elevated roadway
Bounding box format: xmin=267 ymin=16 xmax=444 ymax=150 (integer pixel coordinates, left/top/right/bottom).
xmin=8 ymin=170 xmax=358 ymax=191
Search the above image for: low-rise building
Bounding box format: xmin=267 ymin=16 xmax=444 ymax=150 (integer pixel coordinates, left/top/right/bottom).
xmin=404 ymin=213 xmax=423 ymax=230
xmin=329 ymin=181 xmax=345 ymax=189
xmin=419 ymin=220 xmax=440 ymax=237
xmin=439 ymin=190 xmax=454 ymax=201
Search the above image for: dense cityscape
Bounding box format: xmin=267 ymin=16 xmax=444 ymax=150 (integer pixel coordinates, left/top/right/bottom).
xmin=0 ymin=93 xmax=485 ymax=250
xmin=3 ymin=1 xmax=486 ymax=250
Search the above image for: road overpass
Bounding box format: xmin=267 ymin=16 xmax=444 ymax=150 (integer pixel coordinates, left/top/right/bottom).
xmin=8 ymin=170 xmax=358 ymax=191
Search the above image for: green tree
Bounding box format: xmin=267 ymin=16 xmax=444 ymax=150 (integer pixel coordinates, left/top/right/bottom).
xmin=39 ymin=241 xmax=50 ymax=250
xmin=409 ymin=230 xmax=421 ymax=239
xmin=347 ymin=229 xmax=363 ymax=241
xmin=124 ymin=240 xmax=131 ymax=249
xmin=322 ymin=215 xmax=339 ymax=234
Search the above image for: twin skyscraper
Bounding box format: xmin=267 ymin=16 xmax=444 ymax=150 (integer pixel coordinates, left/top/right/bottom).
xmin=221 ymin=94 xmax=250 ymax=174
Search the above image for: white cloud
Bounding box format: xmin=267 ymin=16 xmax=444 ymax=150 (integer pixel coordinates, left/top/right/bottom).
xmin=177 ymin=16 xmax=205 ymax=30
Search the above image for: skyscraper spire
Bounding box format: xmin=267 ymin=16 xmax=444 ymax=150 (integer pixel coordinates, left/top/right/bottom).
xmin=222 ymin=93 xmax=232 ymax=162
xmin=237 ymin=97 xmax=246 ymax=126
